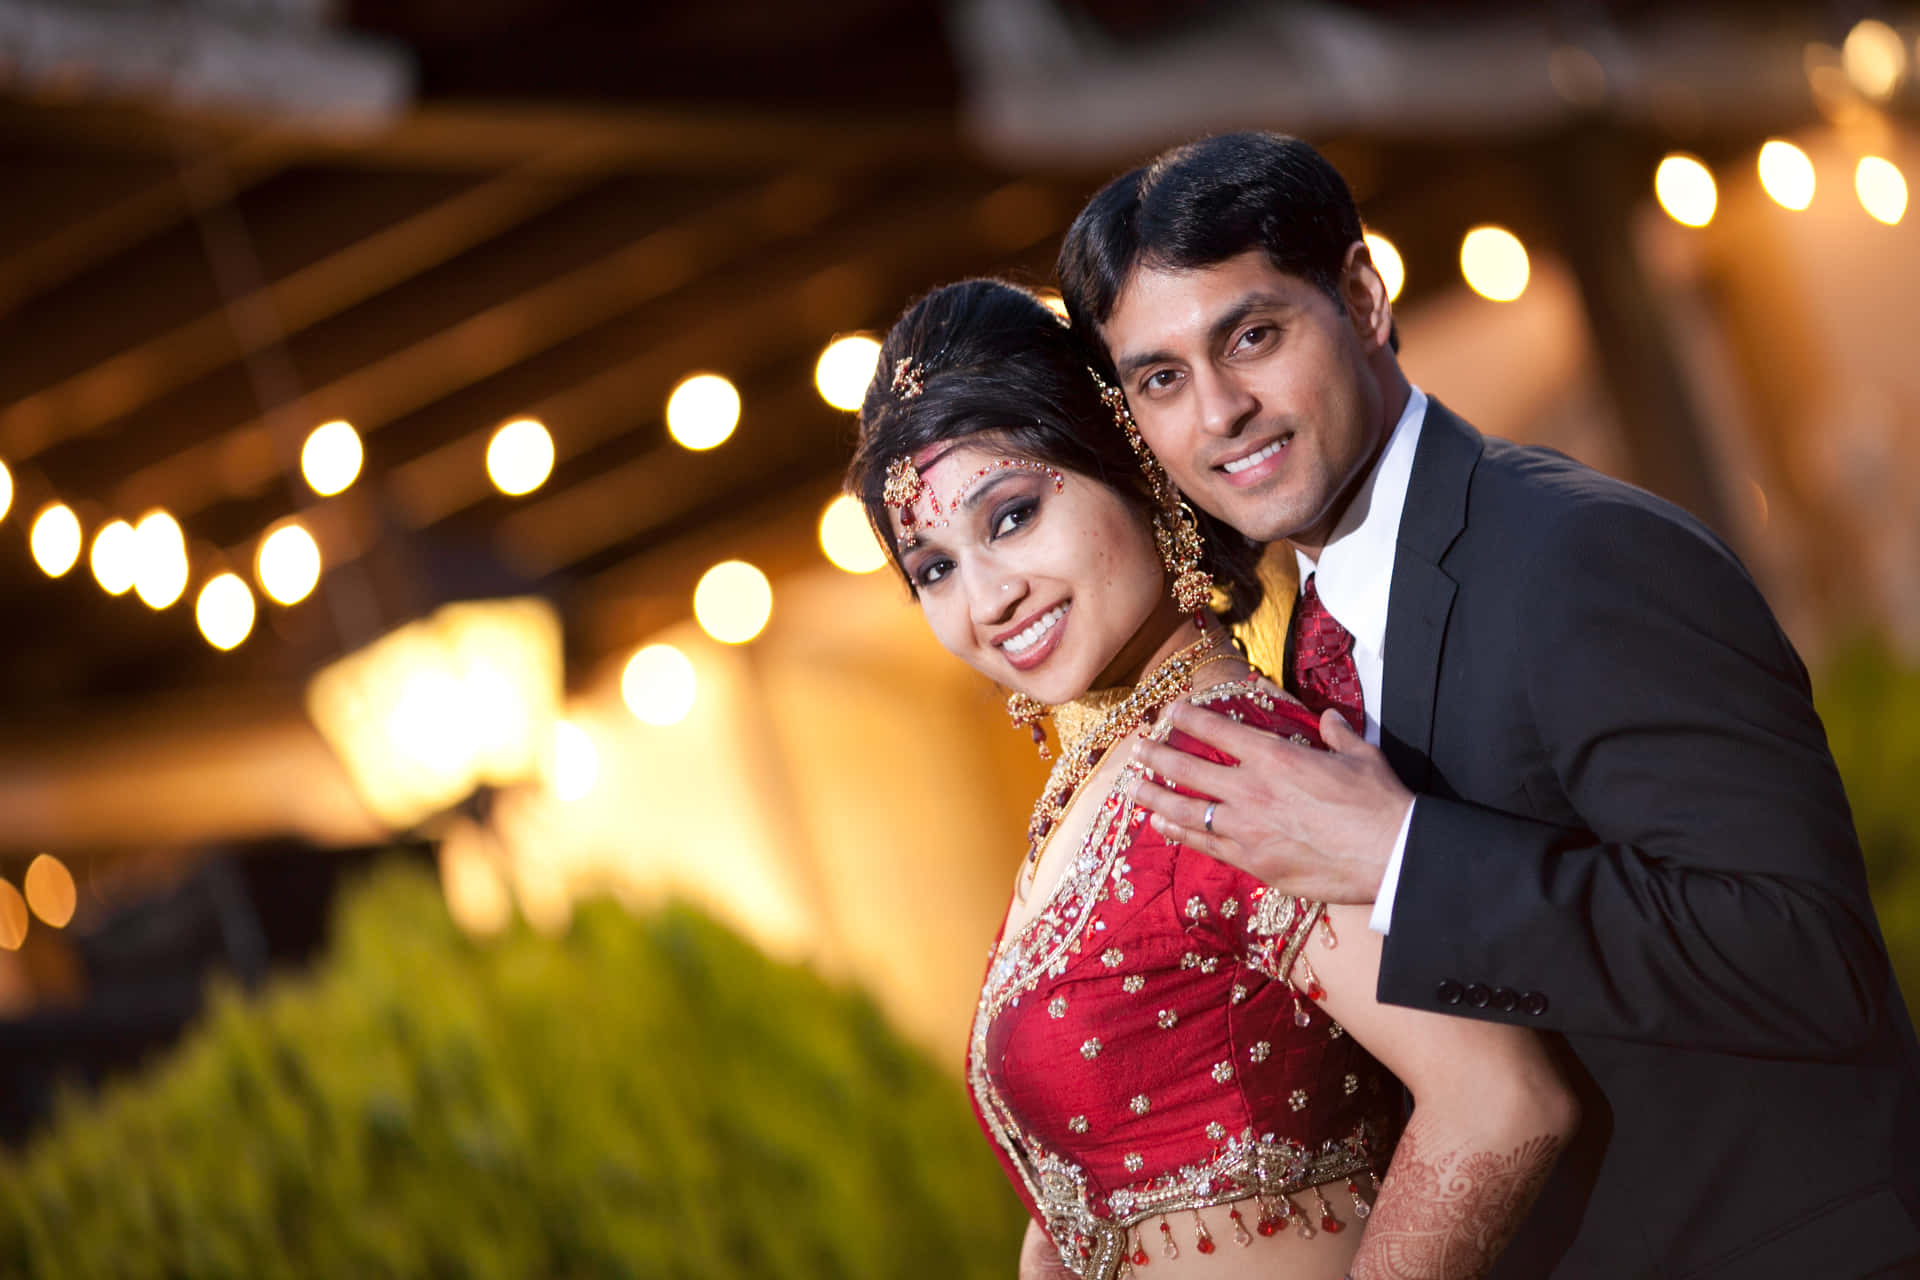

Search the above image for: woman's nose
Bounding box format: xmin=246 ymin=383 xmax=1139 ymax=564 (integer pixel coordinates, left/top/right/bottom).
xmin=971 ymin=572 xmax=1025 ymax=625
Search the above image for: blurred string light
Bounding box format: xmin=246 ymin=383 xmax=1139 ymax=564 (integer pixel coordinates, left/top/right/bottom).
xmin=1843 ymin=19 xmax=1907 ymax=101
xmin=819 ymin=493 xmax=886 ymax=574
xmin=1856 ymin=155 xmax=1908 ymax=225
xmin=90 ymin=519 xmax=136 ymax=595
xmin=814 ymin=336 xmax=881 ymax=412
xmin=30 ymin=502 xmax=81 ymax=577
xmin=548 ymin=719 xmax=598 ymax=801
xmin=0 ymin=880 xmax=25 ymax=950
xmin=1759 ymin=140 xmax=1816 ymax=210
xmin=196 ymin=572 xmax=255 ymax=651
xmin=694 ymin=560 xmax=772 ymax=644
xmin=666 ymin=374 xmax=741 ymax=450
xmin=23 ymin=854 xmax=74 ymax=928
xmin=302 ymin=419 xmax=362 ymax=497
xmin=1655 ymin=154 xmax=1718 ymax=227
xmin=0 ymin=460 xmax=11 ymax=523
xmin=621 ymin=643 xmax=697 ymax=726
xmin=132 ymin=510 xmax=188 ymax=609
xmin=257 ymin=522 xmax=321 ymax=606
xmin=1364 ymin=232 xmax=1404 ymax=302
xmin=487 ymin=418 xmax=554 ymax=495
xmin=1460 ymin=226 xmax=1530 ymax=302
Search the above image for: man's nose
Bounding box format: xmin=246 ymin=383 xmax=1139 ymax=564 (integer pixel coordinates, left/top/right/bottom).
xmin=1193 ymin=366 xmax=1256 ymax=437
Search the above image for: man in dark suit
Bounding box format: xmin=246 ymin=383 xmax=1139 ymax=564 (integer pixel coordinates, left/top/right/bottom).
xmin=1057 ymin=131 xmax=1920 ymax=1278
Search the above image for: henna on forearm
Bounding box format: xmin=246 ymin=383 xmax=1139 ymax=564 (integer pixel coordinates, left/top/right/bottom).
xmin=1350 ymin=1118 xmax=1564 ymax=1280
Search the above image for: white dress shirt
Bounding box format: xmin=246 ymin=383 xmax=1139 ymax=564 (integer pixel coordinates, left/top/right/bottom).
xmin=1293 ymin=385 xmax=1427 ymax=934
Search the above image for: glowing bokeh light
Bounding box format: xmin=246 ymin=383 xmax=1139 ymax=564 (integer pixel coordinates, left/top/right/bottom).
xmin=30 ymin=503 xmax=81 ymax=577
xmin=666 ymin=374 xmax=741 ymax=450
xmin=1654 ymin=154 xmax=1718 ymax=227
xmin=90 ymin=519 xmax=136 ymax=595
xmin=0 ymin=881 xmax=25 ymax=951
xmin=819 ymin=493 xmax=886 ymax=573
xmin=1035 ymin=290 xmax=1070 ymax=321
xmin=1363 ymin=232 xmax=1404 ymax=302
xmin=196 ymin=573 xmax=256 ymax=650
xmin=486 ymin=418 xmax=555 ymax=496
xmin=23 ymin=854 xmax=75 ymax=928
xmin=550 ymin=720 xmax=598 ymax=801
xmin=257 ymin=522 xmax=321 ymax=605
xmin=1843 ymin=19 xmax=1907 ymax=101
xmin=0 ymin=460 xmax=11 ymax=523
xmin=302 ymin=419 xmax=363 ymax=496
xmin=1459 ymin=226 xmax=1530 ymax=302
xmin=132 ymin=510 xmax=189 ymax=609
xmin=438 ymin=820 xmax=512 ymax=937
xmin=694 ymin=560 xmax=773 ymax=644
xmin=1758 ymin=140 xmax=1816 ymax=210
xmin=1855 ymin=155 xmax=1908 ymax=225
xmin=814 ymin=336 xmax=882 ymax=412
xmin=621 ymin=644 xmax=697 ymax=726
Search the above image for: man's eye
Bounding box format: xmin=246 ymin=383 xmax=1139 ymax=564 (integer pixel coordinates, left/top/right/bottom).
xmin=993 ymin=501 xmax=1038 ymax=538
xmin=1235 ymin=325 xmax=1273 ymax=350
xmin=1142 ymin=369 xmax=1179 ymax=393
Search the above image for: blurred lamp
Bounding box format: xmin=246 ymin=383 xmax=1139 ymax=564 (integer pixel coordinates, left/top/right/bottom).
xmin=814 ymin=336 xmax=882 ymax=412
xmin=1363 ymin=232 xmax=1404 ymax=302
xmin=621 ymin=643 xmax=697 ymax=726
xmin=694 ymin=560 xmax=772 ymax=644
xmin=302 ymin=419 xmax=363 ymax=496
xmin=0 ymin=460 xmax=11 ymax=523
xmin=308 ymin=597 xmax=564 ymax=830
xmin=666 ymin=374 xmax=740 ymax=450
xmin=1843 ymin=19 xmax=1907 ymax=101
xmin=819 ymin=493 xmax=886 ymax=573
xmin=132 ymin=510 xmax=189 ymax=608
xmin=23 ymin=854 xmax=74 ymax=928
xmin=1654 ymin=154 xmax=1718 ymax=227
xmin=548 ymin=719 xmax=598 ymax=801
xmin=0 ymin=881 xmax=25 ymax=951
xmin=30 ymin=503 xmax=81 ymax=577
xmin=91 ymin=519 xmax=137 ymax=595
xmin=196 ymin=573 xmax=256 ymax=651
xmin=1460 ymin=226 xmax=1529 ymax=302
xmin=1759 ymin=140 xmax=1815 ymax=210
xmin=1856 ymin=156 xmax=1908 ymax=225
xmin=257 ymin=522 xmax=321 ymax=605
xmin=487 ymin=418 xmax=554 ymax=495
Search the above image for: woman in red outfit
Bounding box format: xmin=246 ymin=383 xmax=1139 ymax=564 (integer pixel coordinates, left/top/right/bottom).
xmin=847 ymin=280 xmax=1578 ymax=1280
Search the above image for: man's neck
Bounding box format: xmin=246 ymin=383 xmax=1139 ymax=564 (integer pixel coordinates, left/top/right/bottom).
xmin=1289 ymin=371 xmax=1411 ymax=564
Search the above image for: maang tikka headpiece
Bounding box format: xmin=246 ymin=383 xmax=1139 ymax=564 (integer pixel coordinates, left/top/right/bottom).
xmin=1087 ymin=368 xmax=1215 ymax=616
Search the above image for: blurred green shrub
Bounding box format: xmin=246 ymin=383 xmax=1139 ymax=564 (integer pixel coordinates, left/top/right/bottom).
xmin=0 ymin=864 xmax=1026 ymax=1279
xmin=1817 ymin=635 xmax=1920 ymax=1014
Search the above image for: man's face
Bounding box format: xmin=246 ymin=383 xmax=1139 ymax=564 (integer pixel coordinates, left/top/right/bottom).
xmin=1099 ymin=246 xmax=1393 ymax=553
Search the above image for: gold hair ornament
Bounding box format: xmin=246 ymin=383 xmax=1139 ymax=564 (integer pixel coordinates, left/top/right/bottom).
xmin=1088 ymin=369 xmax=1214 ymax=615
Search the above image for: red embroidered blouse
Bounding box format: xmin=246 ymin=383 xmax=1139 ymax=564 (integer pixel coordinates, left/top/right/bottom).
xmin=966 ymin=680 xmax=1404 ymax=1277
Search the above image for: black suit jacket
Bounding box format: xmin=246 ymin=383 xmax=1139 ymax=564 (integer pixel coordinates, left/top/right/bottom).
xmin=1368 ymin=400 xmax=1920 ymax=1278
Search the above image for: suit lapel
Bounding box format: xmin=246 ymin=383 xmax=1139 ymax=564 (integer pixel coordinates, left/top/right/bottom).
xmin=1379 ymin=399 xmax=1480 ymax=791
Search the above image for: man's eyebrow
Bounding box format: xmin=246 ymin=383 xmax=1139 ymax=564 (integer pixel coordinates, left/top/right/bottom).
xmin=1111 ymin=290 xmax=1297 ymax=379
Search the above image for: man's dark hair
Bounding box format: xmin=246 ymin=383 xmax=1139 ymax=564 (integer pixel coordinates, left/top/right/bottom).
xmin=845 ymin=279 xmax=1267 ymax=624
xmin=1057 ymin=131 xmax=1396 ymax=356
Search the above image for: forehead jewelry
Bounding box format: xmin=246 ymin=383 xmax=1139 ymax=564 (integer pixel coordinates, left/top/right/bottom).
xmin=1087 ymin=367 xmax=1214 ymax=618
xmin=882 ymin=455 xmax=1064 ymax=550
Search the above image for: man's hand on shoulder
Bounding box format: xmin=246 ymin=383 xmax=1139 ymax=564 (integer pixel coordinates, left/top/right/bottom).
xmin=1128 ymin=702 xmax=1412 ymax=905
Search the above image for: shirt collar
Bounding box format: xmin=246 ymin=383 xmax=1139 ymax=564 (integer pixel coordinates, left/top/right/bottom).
xmin=1293 ymin=385 xmax=1428 ymax=659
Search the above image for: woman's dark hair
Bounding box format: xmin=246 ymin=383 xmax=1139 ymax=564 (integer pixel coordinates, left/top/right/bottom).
xmin=1056 ymin=131 xmax=1396 ymax=357
xmin=845 ymin=278 xmax=1266 ymax=625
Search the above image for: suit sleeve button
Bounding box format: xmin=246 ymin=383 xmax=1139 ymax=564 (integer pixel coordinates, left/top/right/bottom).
xmin=1492 ymin=987 xmax=1518 ymax=1012
xmin=1464 ymin=983 xmax=1491 ymax=1008
xmin=1521 ymin=991 xmax=1549 ymax=1016
xmin=1436 ymin=979 xmax=1463 ymax=1005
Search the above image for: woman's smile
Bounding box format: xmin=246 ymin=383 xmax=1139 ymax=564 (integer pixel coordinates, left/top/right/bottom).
xmin=996 ymin=602 xmax=1069 ymax=670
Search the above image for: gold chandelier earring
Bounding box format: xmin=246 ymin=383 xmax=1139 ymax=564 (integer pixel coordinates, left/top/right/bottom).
xmin=1007 ymin=691 xmax=1052 ymax=760
xmin=1089 ymin=371 xmax=1215 ymax=618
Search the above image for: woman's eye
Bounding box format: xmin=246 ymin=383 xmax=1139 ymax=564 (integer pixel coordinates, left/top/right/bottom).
xmin=992 ymin=501 xmax=1037 ymax=538
xmin=915 ymin=558 xmax=952 ymax=588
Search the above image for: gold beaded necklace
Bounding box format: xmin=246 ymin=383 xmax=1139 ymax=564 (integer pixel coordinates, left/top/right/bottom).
xmin=1022 ymin=630 xmax=1228 ymax=886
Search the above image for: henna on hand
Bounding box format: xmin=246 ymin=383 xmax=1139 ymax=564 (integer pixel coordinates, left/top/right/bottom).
xmin=1351 ymin=1118 xmax=1564 ymax=1280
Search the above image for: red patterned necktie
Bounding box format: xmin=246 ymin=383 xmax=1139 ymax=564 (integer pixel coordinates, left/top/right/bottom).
xmin=1292 ymin=574 xmax=1366 ymax=736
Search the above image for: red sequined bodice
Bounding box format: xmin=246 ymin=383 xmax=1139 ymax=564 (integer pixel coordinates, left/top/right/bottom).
xmin=966 ymin=681 xmax=1403 ymax=1277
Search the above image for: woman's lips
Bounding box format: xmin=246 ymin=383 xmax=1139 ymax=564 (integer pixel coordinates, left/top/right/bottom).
xmin=998 ymin=602 xmax=1069 ymax=672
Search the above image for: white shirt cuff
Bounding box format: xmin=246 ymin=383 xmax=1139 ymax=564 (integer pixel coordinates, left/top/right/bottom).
xmin=1368 ymin=797 xmax=1415 ymax=935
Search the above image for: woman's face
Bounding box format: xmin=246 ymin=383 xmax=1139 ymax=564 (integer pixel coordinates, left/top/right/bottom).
xmin=890 ymin=438 xmax=1182 ymax=705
